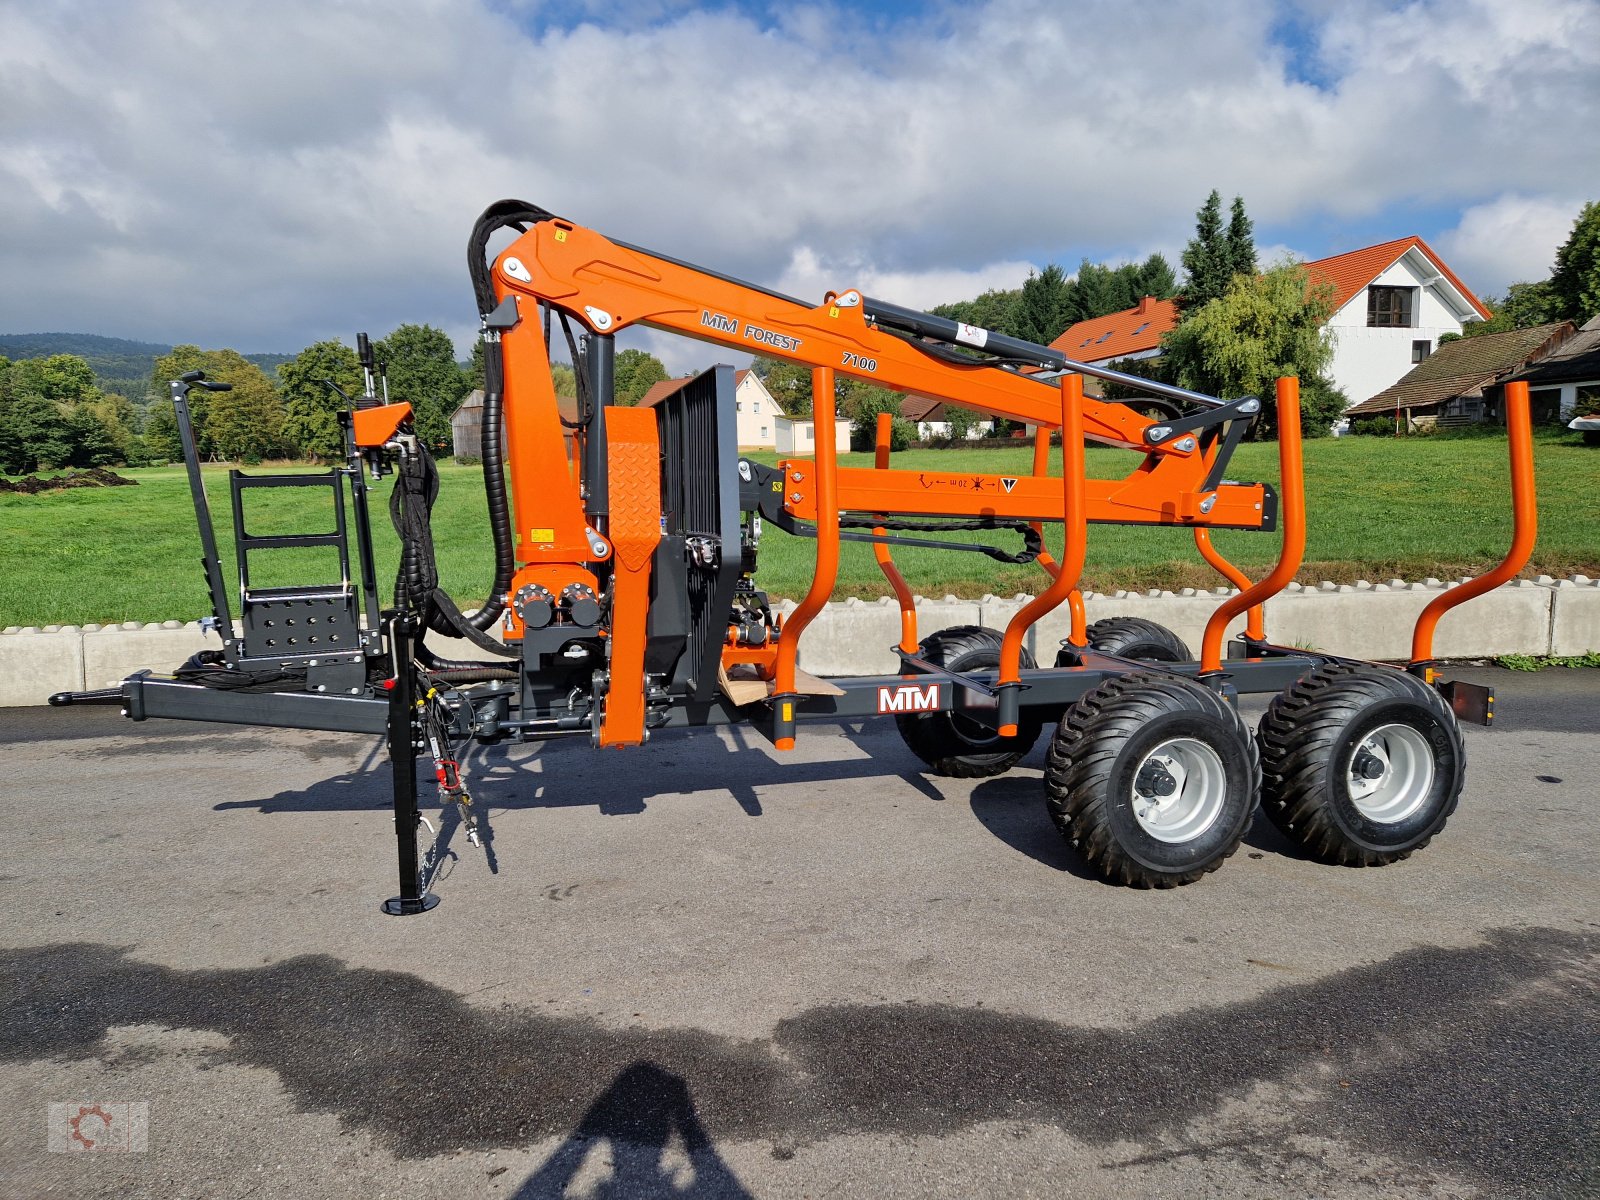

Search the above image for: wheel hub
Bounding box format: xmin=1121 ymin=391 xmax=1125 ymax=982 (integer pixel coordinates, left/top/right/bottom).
xmin=1347 ymin=724 xmax=1435 ymax=823
xmin=1131 ymin=738 xmax=1227 ymax=844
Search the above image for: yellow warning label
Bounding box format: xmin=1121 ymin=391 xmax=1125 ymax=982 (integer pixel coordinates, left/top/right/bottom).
xmin=529 ymin=528 xmax=555 ymax=543
xmin=828 ymin=306 xmax=840 ymax=319
xmin=781 ymin=702 xmax=793 ymax=722
xmin=554 ymin=229 xmax=568 ymax=242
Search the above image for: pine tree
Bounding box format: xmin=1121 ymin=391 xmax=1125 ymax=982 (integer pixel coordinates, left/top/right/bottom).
xmin=1225 ymin=195 xmax=1258 ymax=281
xmin=1550 ymin=200 xmax=1600 ymax=324
xmin=1181 ymin=190 xmax=1231 ymax=308
xmin=1133 ymin=253 xmax=1178 ymax=300
xmin=1014 ymin=264 xmax=1071 ymax=344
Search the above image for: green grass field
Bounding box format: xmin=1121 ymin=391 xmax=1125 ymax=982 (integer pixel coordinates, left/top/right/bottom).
xmin=1 ymin=431 xmax=1594 ymax=628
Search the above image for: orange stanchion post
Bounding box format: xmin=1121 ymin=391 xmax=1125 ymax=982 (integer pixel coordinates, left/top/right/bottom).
xmin=772 ymin=367 xmax=840 ymax=749
xmin=1193 ymin=527 xmax=1266 ymax=642
xmin=1199 ymin=377 xmax=1305 ymax=674
xmin=1030 ymin=425 xmax=1088 ymax=644
xmin=1410 ymin=380 xmax=1537 ymax=670
xmin=872 ymin=412 xmax=919 ymax=654
xmin=998 ymin=374 xmax=1087 ymax=735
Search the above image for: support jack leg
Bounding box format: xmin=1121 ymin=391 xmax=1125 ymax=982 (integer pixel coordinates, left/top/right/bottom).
xmin=381 ymin=616 xmax=440 ymax=916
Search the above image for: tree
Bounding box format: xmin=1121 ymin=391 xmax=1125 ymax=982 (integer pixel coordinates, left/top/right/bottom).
xmin=205 ymin=365 xmax=285 ymax=463
xmin=941 ymin=406 xmax=981 ymax=443
xmin=611 ymin=348 xmax=669 ymax=406
xmin=1132 ymin=253 xmax=1179 ymax=301
xmin=142 ymin=401 xmax=182 ymax=462
xmin=150 ymin=346 xmax=285 ymax=461
xmin=0 ymin=352 xmax=134 ymax=470
xmin=4 ymin=392 xmax=74 ymax=470
xmin=1550 ymin=199 xmax=1600 ymax=325
xmin=1064 ymin=260 xmax=1120 ymax=326
xmin=846 ymin=387 xmax=915 ymax=451
xmin=1225 ymin=195 xmax=1258 ymax=281
xmin=1013 ymin=263 xmax=1072 ymax=345
xmin=1160 ymin=260 xmax=1340 ymax=437
xmin=751 ymin=355 xmax=813 ymax=417
xmin=10 ymin=353 xmax=99 ymax=403
xmin=551 ymin=362 xmax=578 ymax=399
xmin=65 ymin=404 xmax=119 ymax=466
xmin=1181 ymin=189 xmax=1235 ymax=309
xmin=375 ymin=324 xmax=468 ymax=450
xmin=149 ymin=345 xmax=215 ymax=455
xmin=82 ymin=393 xmax=141 ymax=464
xmin=932 ymin=286 xmax=1023 ymax=337
xmin=280 ymin=340 xmax=364 ymax=460
xmin=1452 ymin=280 xmax=1561 ymax=340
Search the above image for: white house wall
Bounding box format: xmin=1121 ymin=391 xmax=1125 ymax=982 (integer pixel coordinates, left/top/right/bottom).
xmin=734 ymin=374 xmax=780 ymax=449
xmin=1324 ymin=257 xmax=1473 ymax=408
xmin=776 ymin=417 xmax=850 ymax=454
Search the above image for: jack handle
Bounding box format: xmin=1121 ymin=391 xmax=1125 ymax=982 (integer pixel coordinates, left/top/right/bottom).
xmin=1199 ymin=376 xmax=1305 ymax=674
xmin=1409 ymin=380 xmax=1537 ymax=672
xmin=177 ymin=370 xmax=232 ymax=393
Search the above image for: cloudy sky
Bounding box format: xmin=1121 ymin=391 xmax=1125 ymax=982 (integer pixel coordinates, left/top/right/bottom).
xmin=2 ymin=0 xmax=1596 ymax=371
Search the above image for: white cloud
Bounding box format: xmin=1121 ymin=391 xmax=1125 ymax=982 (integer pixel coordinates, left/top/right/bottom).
xmin=773 ymin=247 xmax=1038 ymax=313
xmin=1434 ymin=195 xmax=1583 ymax=300
xmin=0 ymin=0 xmax=1595 ymax=357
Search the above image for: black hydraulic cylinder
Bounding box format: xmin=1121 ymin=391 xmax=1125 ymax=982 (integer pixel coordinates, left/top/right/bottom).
xmin=584 ymin=333 xmax=613 ymax=520
xmin=861 ymin=296 xmax=1225 ymax=411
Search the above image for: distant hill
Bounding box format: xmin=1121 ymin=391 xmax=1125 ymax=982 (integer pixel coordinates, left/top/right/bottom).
xmin=0 ymin=333 xmax=290 ymax=406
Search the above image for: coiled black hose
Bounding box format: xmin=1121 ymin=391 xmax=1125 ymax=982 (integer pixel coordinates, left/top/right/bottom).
xmin=455 ymin=199 xmax=561 ymax=634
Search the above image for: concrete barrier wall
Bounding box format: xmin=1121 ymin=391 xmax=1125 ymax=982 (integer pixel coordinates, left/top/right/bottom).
xmin=4 ymin=576 xmax=1597 ymax=707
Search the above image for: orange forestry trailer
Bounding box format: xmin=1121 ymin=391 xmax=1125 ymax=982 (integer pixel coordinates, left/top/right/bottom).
xmin=51 ymin=201 xmax=1538 ymax=912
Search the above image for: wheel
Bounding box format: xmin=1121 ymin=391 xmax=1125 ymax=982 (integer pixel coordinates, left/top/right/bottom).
xmin=895 ymin=625 xmax=1043 ymax=778
xmin=1044 ymin=672 xmax=1259 ymax=887
xmin=1583 ymin=429 xmax=1600 ymax=447
xmin=1256 ymin=662 xmax=1465 ymax=866
xmin=1057 ymin=616 xmax=1192 ymax=666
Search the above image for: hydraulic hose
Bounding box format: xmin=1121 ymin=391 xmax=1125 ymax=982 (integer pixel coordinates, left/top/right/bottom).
xmin=456 ymin=198 xmax=561 ymax=634
xmin=390 ymin=440 xmax=519 ymax=659
xmin=469 ymin=335 xmax=514 ymax=630
xmin=414 ymin=637 xmax=518 ymax=681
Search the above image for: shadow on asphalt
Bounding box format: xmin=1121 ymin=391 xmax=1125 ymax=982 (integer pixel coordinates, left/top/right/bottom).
xmin=211 ymin=722 xmax=953 ymax=820
xmin=2 ymin=928 xmax=1593 ymax=1195
xmin=510 ymin=1062 xmax=755 ymax=1199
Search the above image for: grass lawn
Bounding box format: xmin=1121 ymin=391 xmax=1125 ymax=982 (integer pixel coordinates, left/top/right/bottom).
xmin=1 ymin=430 xmax=1594 ymax=628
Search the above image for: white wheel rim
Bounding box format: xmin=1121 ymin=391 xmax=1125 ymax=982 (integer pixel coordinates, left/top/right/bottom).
xmin=1347 ymin=723 xmax=1435 ymax=823
xmin=1130 ymin=737 xmax=1228 ymax=844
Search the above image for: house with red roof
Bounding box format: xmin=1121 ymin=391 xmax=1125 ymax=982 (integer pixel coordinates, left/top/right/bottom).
xmin=640 ymin=368 xmax=786 ymax=449
xmin=1048 ymin=237 xmax=1491 ymax=411
xmin=640 ymin=367 xmax=849 ymax=452
xmin=900 ymin=394 xmax=994 ymax=441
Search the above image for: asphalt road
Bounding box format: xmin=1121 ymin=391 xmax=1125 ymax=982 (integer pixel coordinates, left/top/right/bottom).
xmin=1 ymin=666 xmax=1595 ymax=1199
